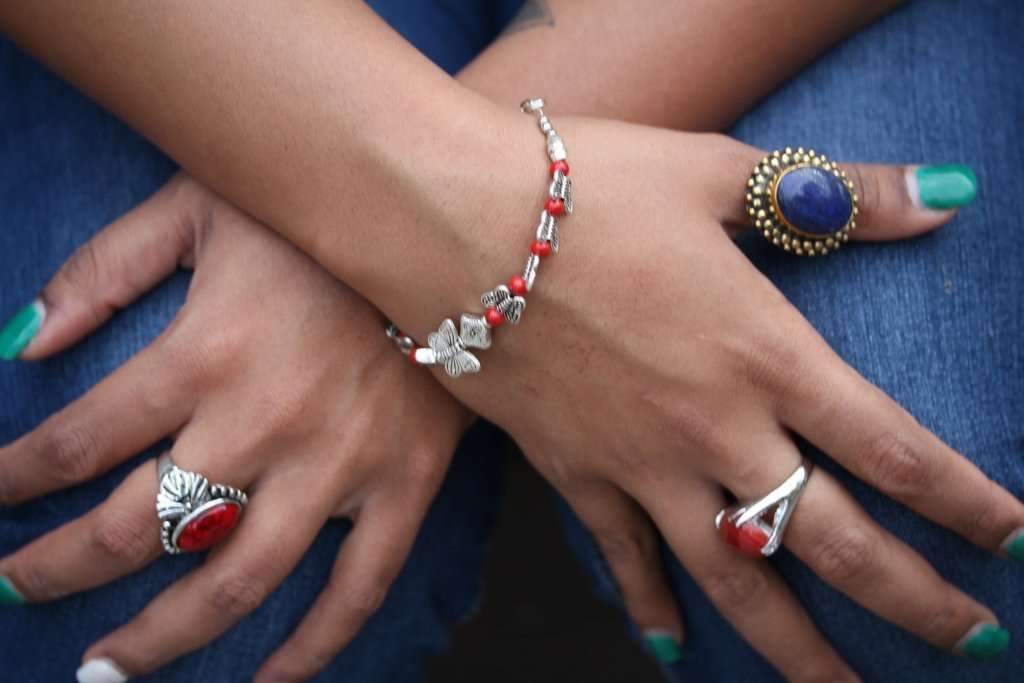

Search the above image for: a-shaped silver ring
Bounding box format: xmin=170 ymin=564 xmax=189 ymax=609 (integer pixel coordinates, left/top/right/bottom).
xmin=156 ymin=454 xmax=248 ymax=555
xmin=715 ymin=458 xmax=814 ymax=558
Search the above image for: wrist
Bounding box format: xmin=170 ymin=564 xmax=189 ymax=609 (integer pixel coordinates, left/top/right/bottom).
xmin=352 ymin=97 xmax=545 ymax=342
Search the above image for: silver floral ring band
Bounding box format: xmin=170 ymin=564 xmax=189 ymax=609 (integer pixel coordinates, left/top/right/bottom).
xmin=156 ymin=454 xmax=248 ymax=555
xmin=715 ymin=458 xmax=814 ymax=558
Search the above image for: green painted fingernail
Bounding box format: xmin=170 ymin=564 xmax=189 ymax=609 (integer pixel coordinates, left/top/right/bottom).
xmin=1001 ymin=529 xmax=1024 ymax=561
xmin=955 ymin=623 xmax=1010 ymax=660
xmin=0 ymin=300 xmax=45 ymax=360
xmin=915 ymin=164 xmax=978 ymax=210
xmin=0 ymin=575 xmax=25 ymax=605
xmin=643 ymin=630 xmax=683 ymax=664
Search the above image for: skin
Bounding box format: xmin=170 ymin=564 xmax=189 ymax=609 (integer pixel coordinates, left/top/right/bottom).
xmin=0 ymin=175 xmax=471 ymax=680
xmin=1 ymin=1 xmax=1020 ymax=681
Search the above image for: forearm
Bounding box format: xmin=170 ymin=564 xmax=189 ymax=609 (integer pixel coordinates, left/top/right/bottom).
xmin=459 ymin=0 xmax=904 ymax=130
xmin=0 ymin=1 xmax=504 ymax=321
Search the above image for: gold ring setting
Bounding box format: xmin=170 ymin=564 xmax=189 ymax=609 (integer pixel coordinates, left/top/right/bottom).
xmin=746 ymin=148 xmax=859 ymax=256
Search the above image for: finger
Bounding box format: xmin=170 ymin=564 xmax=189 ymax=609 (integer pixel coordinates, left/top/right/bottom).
xmin=718 ymin=437 xmax=1008 ymax=659
xmin=776 ymin=343 xmax=1024 ymax=559
xmin=0 ymin=460 xmax=161 ymax=603
xmin=0 ymin=338 xmax=192 ymax=504
xmin=716 ymin=142 xmax=976 ymax=241
xmin=562 ymin=478 xmax=686 ymax=664
xmin=15 ymin=173 xmax=201 ymax=361
xmin=641 ymin=477 xmax=860 ymax=682
xmin=77 ymin=464 xmax=331 ymax=680
xmin=253 ymin=490 xmax=432 ymax=683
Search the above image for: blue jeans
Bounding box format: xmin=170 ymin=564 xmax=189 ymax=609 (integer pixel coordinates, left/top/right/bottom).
xmin=1 ymin=1 xmax=1021 ymax=682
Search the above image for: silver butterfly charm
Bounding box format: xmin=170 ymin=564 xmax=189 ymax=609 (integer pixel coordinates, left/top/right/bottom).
xmin=427 ymin=318 xmax=482 ymax=378
xmin=481 ymin=285 xmax=526 ymax=325
xmin=549 ymin=169 xmax=573 ymax=214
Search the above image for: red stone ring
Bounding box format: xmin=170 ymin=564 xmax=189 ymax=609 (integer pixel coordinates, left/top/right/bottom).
xmin=156 ymin=454 xmax=248 ymax=554
xmin=715 ymin=458 xmax=814 ymax=558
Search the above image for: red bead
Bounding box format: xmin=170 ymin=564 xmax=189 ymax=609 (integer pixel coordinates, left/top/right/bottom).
xmin=545 ymin=198 xmax=566 ymax=217
xmin=530 ymin=239 xmax=553 ymax=258
xmin=177 ymin=502 xmax=241 ymax=552
xmin=550 ymin=160 xmax=570 ymax=176
xmin=408 ymin=347 xmax=419 ymax=364
xmin=719 ymin=518 xmax=769 ymax=558
xmin=485 ymin=307 xmax=505 ymax=327
xmin=508 ymin=275 xmax=528 ymax=297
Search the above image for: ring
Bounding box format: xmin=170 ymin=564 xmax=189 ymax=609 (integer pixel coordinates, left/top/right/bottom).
xmin=746 ymin=148 xmax=858 ymax=256
xmin=715 ymin=458 xmax=814 ymax=558
xmin=155 ymin=454 xmax=248 ymax=555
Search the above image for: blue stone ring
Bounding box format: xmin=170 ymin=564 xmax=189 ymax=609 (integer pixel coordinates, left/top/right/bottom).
xmin=746 ymin=148 xmax=858 ymax=256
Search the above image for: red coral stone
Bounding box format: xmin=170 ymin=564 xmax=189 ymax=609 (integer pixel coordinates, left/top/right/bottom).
xmin=177 ymin=502 xmax=241 ymax=552
xmin=719 ymin=518 xmax=769 ymax=558
xmin=485 ymin=307 xmax=505 ymax=327
xmin=530 ymin=239 xmax=553 ymax=258
xmin=550 ymin=160 xmax=570 ymax=177
xmin=508 ymin=275 xmax=528 ymax=297
xmin=545 ymin=198 xmax=566 ymax=217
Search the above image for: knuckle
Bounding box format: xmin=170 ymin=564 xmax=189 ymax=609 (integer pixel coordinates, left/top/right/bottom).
xmin=401 ymin=448 xmax=445 ymax=490
xmin=808 ymin=524 xmax=878 ymax=586
xmin=959 ymin=487 xmax=1002 ymax=542
xmin=159 ymin=325 xmax=240 ymax=387
xmin=702 ymin=569 xmax=767 ymax=612
xmin=333 ymin=577 xmax=389 ymax=619
xmin=595 ymin=525 xmax=655 ymax=569
xmin=917 ymin=597 xmax=964 ymax=645
xmin=91 ymin=509 xmax=155 ymax=564
xmin=38 ymin=422 xmax=101 ymax=483
xmin=60 ymin=241 xmax=104 ymax=292
xmin=210 ymin=574 xmax=272 ymax=619
xmin=17 ymin=564 xmax=61 ymax=602
xmin=862 ymin=432 xmax=934 ymax=498
xmin=738 ymin=333 xmax=801 ymax=398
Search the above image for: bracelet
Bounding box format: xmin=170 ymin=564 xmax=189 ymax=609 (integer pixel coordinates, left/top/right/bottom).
xmin=385 ymin=97 xmax=573 ymax=378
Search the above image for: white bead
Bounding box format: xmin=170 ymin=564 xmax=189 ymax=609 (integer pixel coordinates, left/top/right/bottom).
xmin=520 ymin=98 xmax=546 ymax=113
xmin=547 ymin=133 xmax=567 ymax=162
xmin=413 ymin=347 xmax=438 ymax=365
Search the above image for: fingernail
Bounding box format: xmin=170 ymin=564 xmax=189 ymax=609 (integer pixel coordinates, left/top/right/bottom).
xmin=76 ymin=657 xmax=129 ymax=683
xmin=1000 ymin=528 xmax=1024 ymax=561
xmin=0 ymin=299 xmax=45 ymax=360
xmin=954 ymin=622 xmax=1010 ymax=660
xmin=643 ymin=629 xmax=684 ymax=665
xmin=911 ymin=164 xmax=978 ymax=210
xmin=0 ymin=575 xmax=25 ymax=605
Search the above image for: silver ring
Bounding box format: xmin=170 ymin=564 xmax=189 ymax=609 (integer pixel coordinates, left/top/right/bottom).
xmin=715 ymin=458 xmax=813 ymax=558
xmin=156 ymin=454 xmax=248 ymax=555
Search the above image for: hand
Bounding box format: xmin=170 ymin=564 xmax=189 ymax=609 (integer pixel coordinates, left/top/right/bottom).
xmin=0 ymin=174 xmax=472 ymax=682
xmin=401 ymin=119 xmax=1022 ymax=679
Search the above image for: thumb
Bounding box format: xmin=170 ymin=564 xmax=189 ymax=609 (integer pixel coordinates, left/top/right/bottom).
xmin=1 ymin=173 xmax=202 ymax=361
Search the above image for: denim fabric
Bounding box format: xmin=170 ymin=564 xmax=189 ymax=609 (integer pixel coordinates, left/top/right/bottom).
xmin=1 ymin=0 xmax=1022 ymax=682
xmin=0 ymin=2 xmax=520 ymax=681
xmin=559 ymin=1 xmax=1024 ymax=681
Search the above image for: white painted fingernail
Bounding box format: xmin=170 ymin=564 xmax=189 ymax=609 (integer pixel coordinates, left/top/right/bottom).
xmin=77 ymin=657 xmax=129 ymax=683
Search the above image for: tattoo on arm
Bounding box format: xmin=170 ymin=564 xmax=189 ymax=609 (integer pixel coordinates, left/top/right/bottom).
xmin=500 ymin=0 xmax=555 ymax=38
